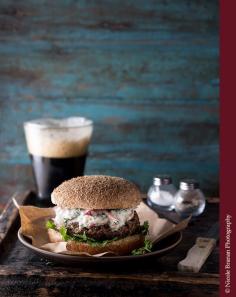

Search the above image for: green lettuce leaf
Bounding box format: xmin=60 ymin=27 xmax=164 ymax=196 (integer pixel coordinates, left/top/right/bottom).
xmin=131 ymin=239 xmax=153 ymax=255
xmin=46 ymin=220 xmax=119 ymax=247
xmin=45 ymin=219 xmax=56 ymax=230
xmin=59 ymin=226 xmax=71 ymax=241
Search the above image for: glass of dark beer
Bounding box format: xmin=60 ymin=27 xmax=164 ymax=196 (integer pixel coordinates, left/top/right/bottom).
xmin=24 ymin=117 xmax=93 ymax=200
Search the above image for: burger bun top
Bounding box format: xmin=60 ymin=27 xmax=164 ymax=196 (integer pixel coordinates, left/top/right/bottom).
xmin=51 ymin=175 xmax=142 ymax=209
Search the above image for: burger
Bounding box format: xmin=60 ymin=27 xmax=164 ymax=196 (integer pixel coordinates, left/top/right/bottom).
xmin=46 ymin=175 xmax=149 ymax=255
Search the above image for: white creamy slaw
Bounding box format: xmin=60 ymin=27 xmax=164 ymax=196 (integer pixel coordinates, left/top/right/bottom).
xmin=53 ymin=207 xmax=134 ymax=231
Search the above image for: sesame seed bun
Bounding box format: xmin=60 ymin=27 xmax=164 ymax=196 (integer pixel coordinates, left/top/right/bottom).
xmin=51 ymin=175 xmax=142 ymax=209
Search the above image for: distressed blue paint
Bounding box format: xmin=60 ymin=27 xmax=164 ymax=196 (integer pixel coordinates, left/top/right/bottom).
xmin=0 ymin=0 xmax=219 ymax=195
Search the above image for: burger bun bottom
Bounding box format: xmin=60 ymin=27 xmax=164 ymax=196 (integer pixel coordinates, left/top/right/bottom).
xmin=48 ymin=229 xmax=145 ymax=255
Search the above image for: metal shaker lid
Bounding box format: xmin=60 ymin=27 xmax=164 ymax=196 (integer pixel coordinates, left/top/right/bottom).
xmin=180 ymin=179 xmax=199 ymax=190
xmin=153 ymin=175 xmax=172 ymax=186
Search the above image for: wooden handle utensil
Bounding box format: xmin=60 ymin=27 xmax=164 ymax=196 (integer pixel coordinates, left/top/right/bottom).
xmin=178 ymin=237 xmax=216 ymax=273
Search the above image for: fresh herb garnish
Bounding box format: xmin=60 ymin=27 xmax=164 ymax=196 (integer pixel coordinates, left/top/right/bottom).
xmin=46 ymin=219 xmax=56 ymax=230
xmin=131 ymin=221 xmax=152 ymax=255
xmin=59 ymin=226 xmax=70 ymax=241
xmin=140 ymin=221 xmax=149 ymax=235
xmin=131 ymin=239 xmax=153 ymax=255
xmin=81 ymin=231 xmax=87 ymax=241
xmin=101 ymin=237 xmax=118 ymax=247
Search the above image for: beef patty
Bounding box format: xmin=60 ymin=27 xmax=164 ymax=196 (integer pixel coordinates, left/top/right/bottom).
xmin=66 ymin=211 xmax=141 ymax=240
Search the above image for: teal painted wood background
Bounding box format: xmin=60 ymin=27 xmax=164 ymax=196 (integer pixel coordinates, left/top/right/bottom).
xmin=0 ymin=0 xmax=219 ymax=196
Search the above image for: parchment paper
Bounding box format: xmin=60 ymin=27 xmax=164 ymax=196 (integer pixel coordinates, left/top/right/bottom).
xmin=19 ymin=202 xmax=190 ymax=257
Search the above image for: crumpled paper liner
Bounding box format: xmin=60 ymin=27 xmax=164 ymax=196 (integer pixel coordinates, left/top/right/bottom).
xmin=19 ymin=202 xmax=190 ymax=257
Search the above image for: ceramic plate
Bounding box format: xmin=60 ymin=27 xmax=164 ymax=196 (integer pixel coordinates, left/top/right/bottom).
xmin=18 ymin=229 xmax=182 ymax=264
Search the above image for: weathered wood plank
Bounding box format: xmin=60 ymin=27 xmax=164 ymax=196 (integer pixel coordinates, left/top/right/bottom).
xmin=0 ymin=0 xmax=218 ymax=32
xmin=0 ymin=191 xmax=30 ymax=245
xmin=0 ymin=0 xmax=219 ymax=195
xmin=0 ymin=275 xmax=219 ymax=297
xmin=0 ymin=43 xmax=218 ymax=99
xmin=0 ymin=265 xmax=219 ymax=284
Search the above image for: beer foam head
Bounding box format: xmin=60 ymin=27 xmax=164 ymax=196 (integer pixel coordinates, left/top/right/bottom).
xmin=24 ymin=117 xmax=93 ymax=158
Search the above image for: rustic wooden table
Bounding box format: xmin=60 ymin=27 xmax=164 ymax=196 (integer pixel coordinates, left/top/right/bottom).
xmin=0 ymin=188 xmax=219 ymax=297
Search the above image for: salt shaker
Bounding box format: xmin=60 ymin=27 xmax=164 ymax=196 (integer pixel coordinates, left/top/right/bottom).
xmin=147 ymin=175 xmax=177 ymax=211
xmin=174 ymin=179 xmax=206 ymax=217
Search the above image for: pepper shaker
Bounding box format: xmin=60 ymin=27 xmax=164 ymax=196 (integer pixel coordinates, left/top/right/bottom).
xmin=174 ymin=179 xmax=206 ymax=218
xmin=147 ymin=175 xmax=177 ymax=211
